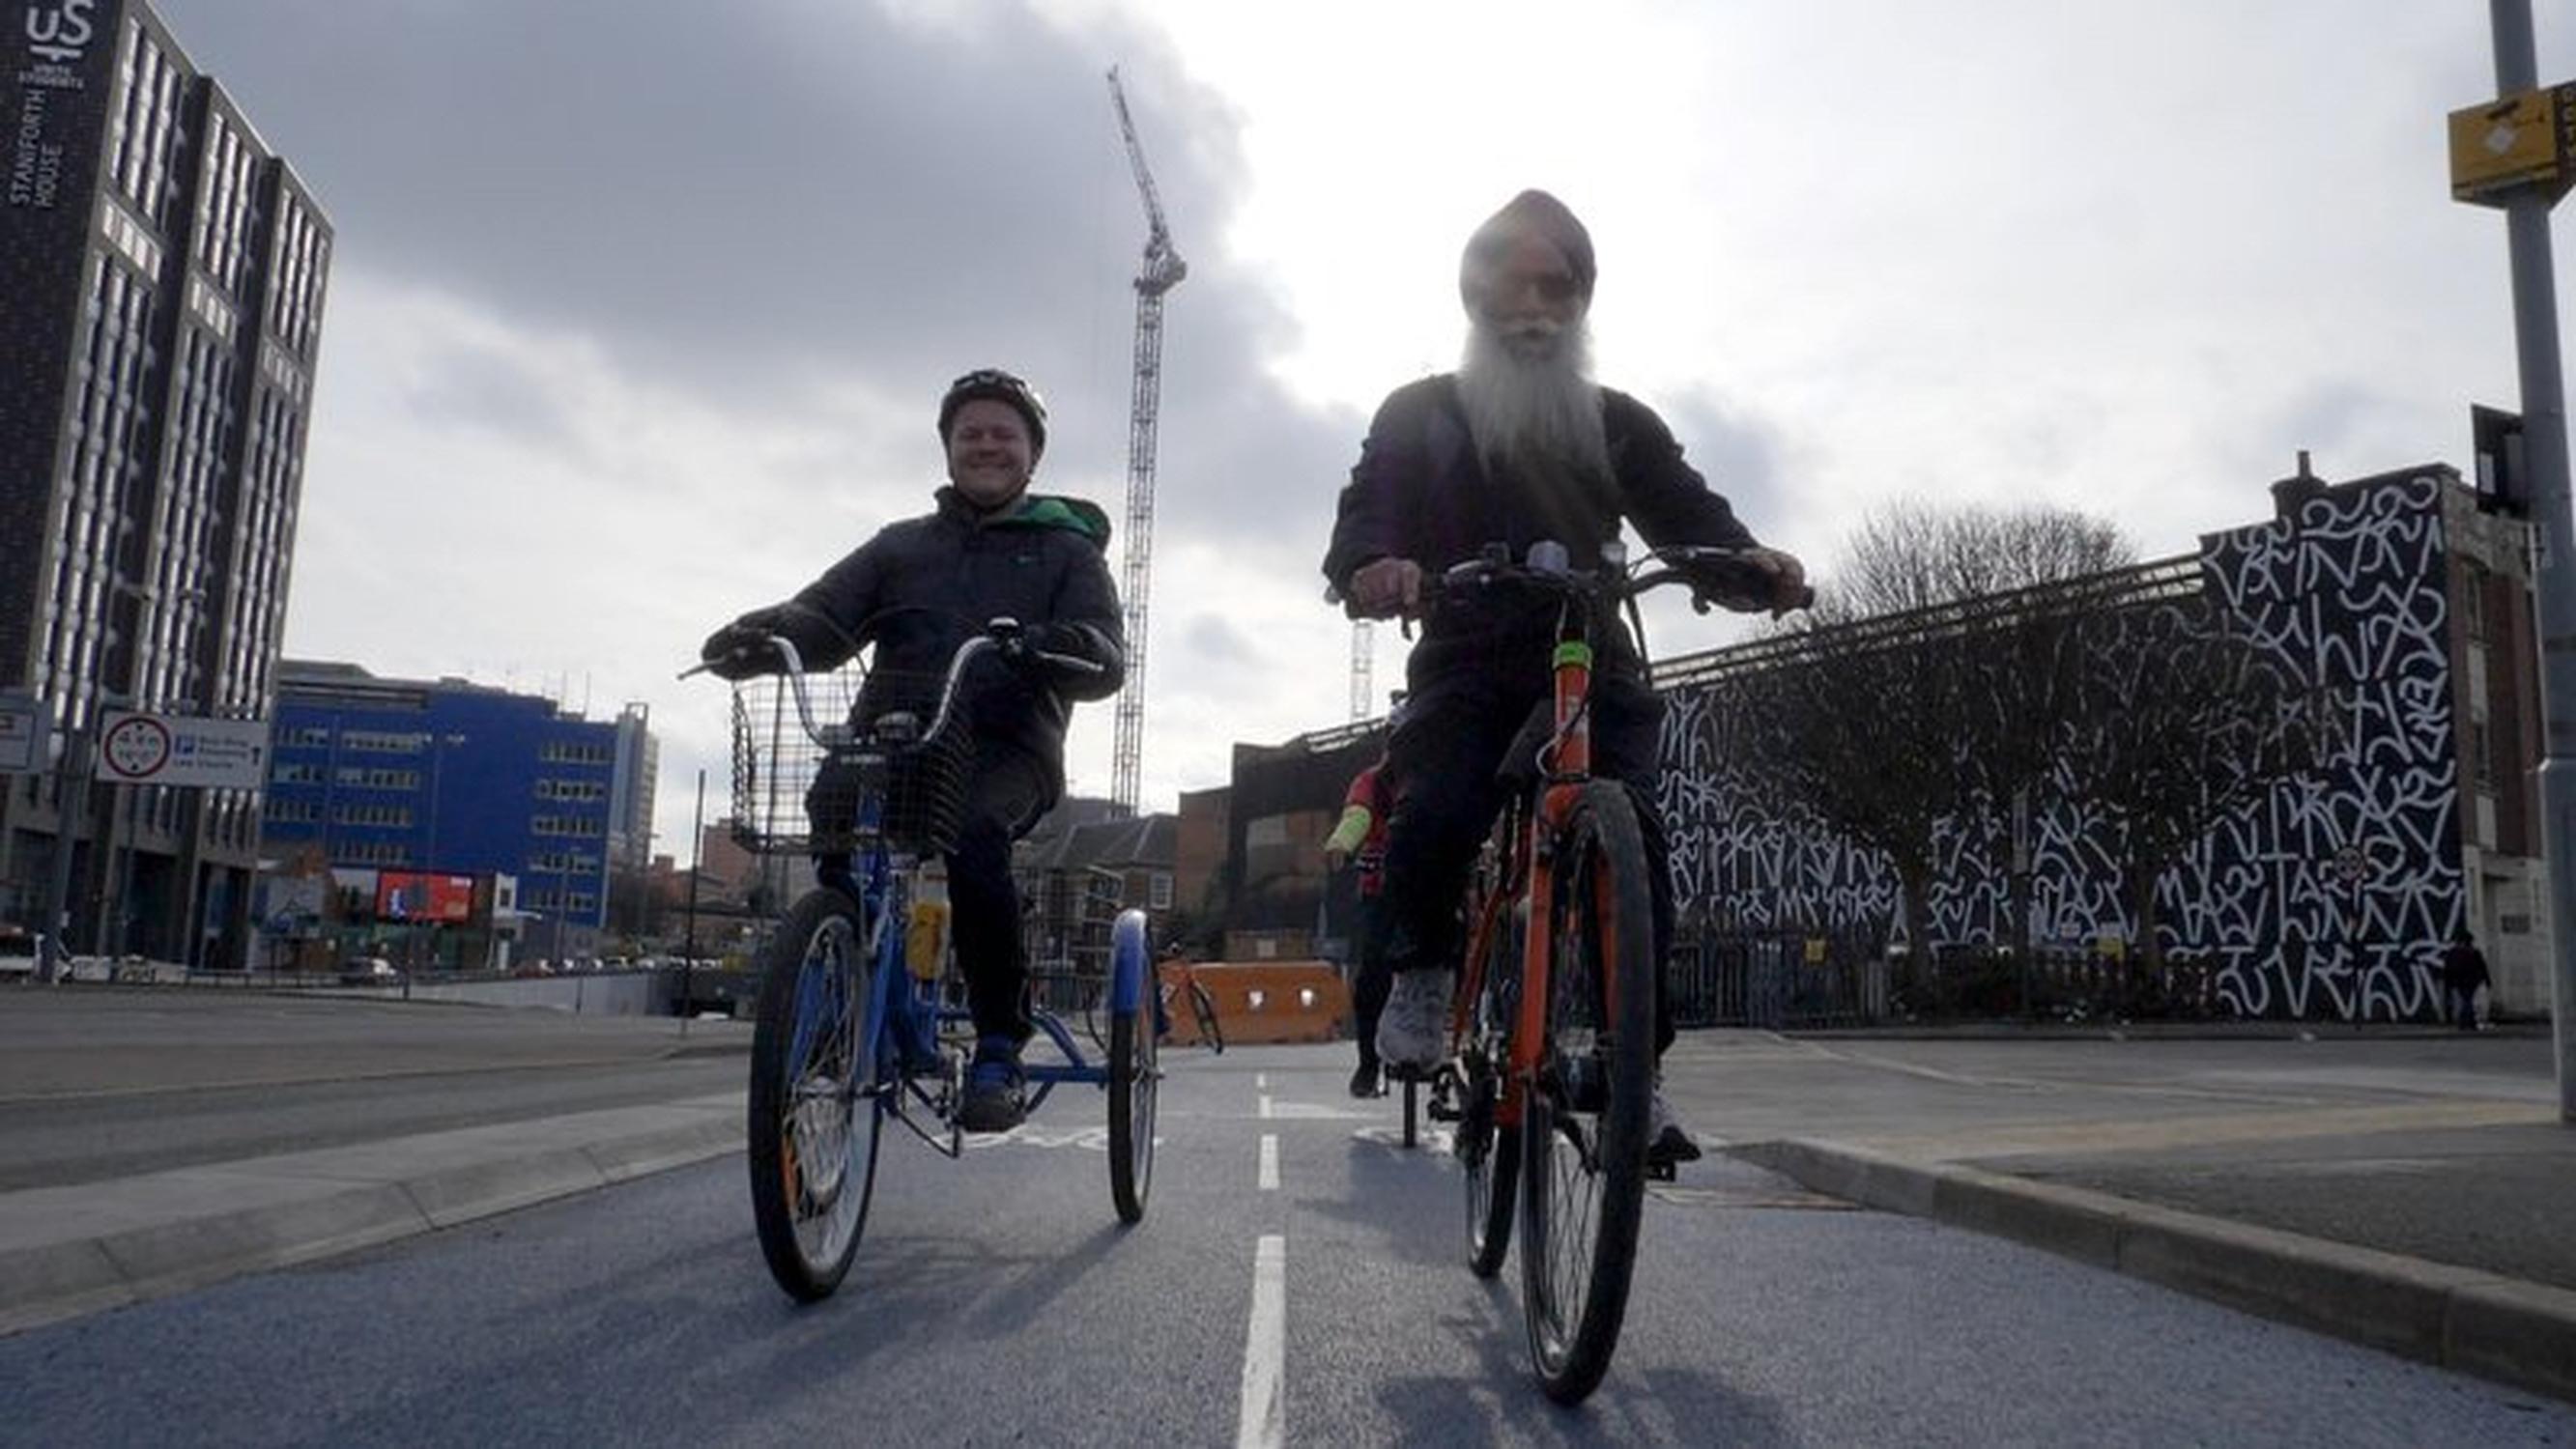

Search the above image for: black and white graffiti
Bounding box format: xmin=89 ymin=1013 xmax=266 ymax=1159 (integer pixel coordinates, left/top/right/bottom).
xmin=1657 ymin=475 xmax=2466 ymax=1021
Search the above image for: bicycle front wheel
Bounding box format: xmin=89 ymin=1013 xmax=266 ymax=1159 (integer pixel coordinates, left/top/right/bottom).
xmin=1518 ymin=782 xmax=1656 ymax=1404
xmin=1107 ymin=912 xmax=1158 ymax=1223
xmin=747 ymin=888 xmax=886 ymax=1301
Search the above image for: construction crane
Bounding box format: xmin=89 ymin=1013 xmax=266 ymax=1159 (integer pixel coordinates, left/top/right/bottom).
xmin=1350 ymin=621 xmax=1374 ymax=721
xmin=1106 ymin=66 xmax=1185 ymax=817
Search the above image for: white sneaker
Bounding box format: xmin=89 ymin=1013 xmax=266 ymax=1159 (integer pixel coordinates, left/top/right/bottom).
xmin=1374 ymin=968 xmax=1452 ymax=1074
xmin=1647 ymin=1090 xmax=1703 ymax=1166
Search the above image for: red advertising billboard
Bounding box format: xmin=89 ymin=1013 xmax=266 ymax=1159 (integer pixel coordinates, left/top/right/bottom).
xmin=377 ymin=872 xmax=474 ymax=923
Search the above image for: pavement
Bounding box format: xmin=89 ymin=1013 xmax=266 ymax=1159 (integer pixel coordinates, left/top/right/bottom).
xmin=2 ymin=983 xmax=2572 ymax=1409
xmin=1658 ymin=1025 xmax=2576 ymax=1406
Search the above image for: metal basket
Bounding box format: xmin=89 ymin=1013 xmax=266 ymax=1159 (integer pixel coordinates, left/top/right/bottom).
xmin=728 ymin=668 xmax=975 ymax=858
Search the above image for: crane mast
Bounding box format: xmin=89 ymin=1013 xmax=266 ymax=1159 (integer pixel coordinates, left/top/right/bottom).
xmin=1106 ymin=67 xmax=1185 ymax=818
xmin=1350 ymin=621 xmax=1374 ymax=721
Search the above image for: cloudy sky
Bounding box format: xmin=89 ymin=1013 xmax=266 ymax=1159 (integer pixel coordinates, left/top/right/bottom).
xmin=155 ymin=0 xmax=2575 ymax=857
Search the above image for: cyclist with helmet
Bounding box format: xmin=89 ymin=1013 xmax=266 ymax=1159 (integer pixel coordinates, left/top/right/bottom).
xmin=701 ymin=369 xmax=1125 ymax=1132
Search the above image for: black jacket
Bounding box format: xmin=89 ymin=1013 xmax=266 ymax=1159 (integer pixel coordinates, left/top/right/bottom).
xmin=1322 ymin=375 xmax=1759 ymax=686
xmin=744 ymin=488 xmax=1125 ymax=794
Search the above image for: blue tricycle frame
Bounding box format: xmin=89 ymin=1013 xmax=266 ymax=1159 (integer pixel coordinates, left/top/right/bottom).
xmin=728 ymin=628 xmax=1162 ymax=1304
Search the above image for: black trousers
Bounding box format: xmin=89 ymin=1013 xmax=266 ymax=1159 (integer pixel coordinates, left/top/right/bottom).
xmin=2447 ymin=983 xmax=2480 ymax=1031
xmin=815 ymin=740 xmax=1051 ymax=1047
xmin=1350 ymin=893 xmax=1390 ymax=1065
xmin=1373 ymin=666 xmax=1679 ymax=1058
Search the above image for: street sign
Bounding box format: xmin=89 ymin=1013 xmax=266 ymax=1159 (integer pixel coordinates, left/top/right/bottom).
xmin=2449 ymin=83 xmax=2576 ymax=207
xmin=0 ymin=694 xmax=51 ymax=775
xmin=94 ymin=711 xmax=271 ymax=789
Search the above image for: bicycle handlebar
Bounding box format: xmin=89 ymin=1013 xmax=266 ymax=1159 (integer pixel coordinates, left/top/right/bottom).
xmin=1422 ymin=544 xmax=1814 ymax=616
xmin=680 ymin=618 xmax=1103 ymax=753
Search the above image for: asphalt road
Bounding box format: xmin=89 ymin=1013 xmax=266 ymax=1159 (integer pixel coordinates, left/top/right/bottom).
xmin=3 ymin=1045 xmax=2569 ymax=1448
xmin=0 ymin=990 xmax=743 ymax=1191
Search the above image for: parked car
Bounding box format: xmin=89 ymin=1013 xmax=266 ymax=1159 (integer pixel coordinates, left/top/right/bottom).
xmin=338 ymin=957 xmax=400 ymax=985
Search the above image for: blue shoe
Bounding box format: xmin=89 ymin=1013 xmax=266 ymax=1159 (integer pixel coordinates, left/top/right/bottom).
xmin=959 ymin=1037 xmax=1026 ymax=1134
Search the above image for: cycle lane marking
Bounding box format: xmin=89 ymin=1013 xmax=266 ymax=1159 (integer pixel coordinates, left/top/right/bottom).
xmin=1237 ymin=1234 xmax=1286 ymax=1449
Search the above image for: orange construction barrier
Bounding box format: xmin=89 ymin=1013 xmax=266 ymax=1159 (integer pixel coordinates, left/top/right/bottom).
xmin=1159 ymin=961 xmax=1351 ymax=1046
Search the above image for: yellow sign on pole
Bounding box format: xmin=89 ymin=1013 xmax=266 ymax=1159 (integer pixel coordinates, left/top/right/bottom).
xmin=2450 ymin=84 xmax=2576 ymax=206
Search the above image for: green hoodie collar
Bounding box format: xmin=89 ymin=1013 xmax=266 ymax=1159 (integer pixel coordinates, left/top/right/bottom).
xmin=941 ymin=487 xmax=1112 ymax=546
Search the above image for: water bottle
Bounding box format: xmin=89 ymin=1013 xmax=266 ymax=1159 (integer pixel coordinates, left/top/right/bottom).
xmin=906 ymin=860 xmax=951 ymax=980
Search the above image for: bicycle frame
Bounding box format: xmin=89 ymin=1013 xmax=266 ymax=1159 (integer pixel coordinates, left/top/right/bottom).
xmin=1447 ymin=633 xmax=1605 ymax=1136
xmin=823 ymin=813 xmax=1146 ymax=1155
xmin=1440 ymin=541 xmax=1797 ymax=1104
xmin=760 ymin=633 xmax=1153 ymax=1156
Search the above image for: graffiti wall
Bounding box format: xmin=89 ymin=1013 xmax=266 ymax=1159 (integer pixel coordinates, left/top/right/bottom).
xmin=1657 ymin=475 xmax=2466 ymax=1021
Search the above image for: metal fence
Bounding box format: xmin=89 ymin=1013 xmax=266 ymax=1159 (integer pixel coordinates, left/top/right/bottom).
xmin=1670 ymin=931 xmax=1888 ymax=1030
xmin=1670 ymin=931 xmax=2228 ymax=1029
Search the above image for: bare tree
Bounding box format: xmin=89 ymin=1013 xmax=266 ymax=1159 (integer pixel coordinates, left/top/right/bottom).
xmin=1935 ymin=508 xmax=2135 ymax=969
xmin=2057 ymin=602 xmax=2318 ymax=978
xmin=1734 ymin=613 xmax=1958 ymax=966
xmin=1744 ymin=502 xmax=2133 ymax=969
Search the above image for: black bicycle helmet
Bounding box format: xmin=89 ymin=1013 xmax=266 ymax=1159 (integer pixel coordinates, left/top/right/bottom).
xmin=937 ymin=368 xmax=1048 ymax=460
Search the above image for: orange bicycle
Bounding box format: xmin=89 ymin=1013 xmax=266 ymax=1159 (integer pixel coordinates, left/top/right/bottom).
xmin=1158 ymin=954 xmax=1225 ymax=1054
xmin=1423 ymin=540 xmax=1801 ymax=1404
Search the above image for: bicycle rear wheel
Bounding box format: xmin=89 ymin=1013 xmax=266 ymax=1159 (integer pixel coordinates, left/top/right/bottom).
xmin=1107 ymin=911 xmax=1158 ymax=1223
xmin=747 ymin=888 xmax=885 ymax=1301
xmin=1517 ymin=782 xmax=1656 ymax=1404
xmin=1460 ymin=905 xmax=1522 ymax=1279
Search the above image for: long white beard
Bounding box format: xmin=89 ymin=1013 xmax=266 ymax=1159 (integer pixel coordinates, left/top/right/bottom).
xmin=1455 ymin=321 xmax=1609 ymax=481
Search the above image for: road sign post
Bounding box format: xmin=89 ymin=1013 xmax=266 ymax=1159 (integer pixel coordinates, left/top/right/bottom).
xmin=2457 ymin=0 xmax=2576 ymax=1122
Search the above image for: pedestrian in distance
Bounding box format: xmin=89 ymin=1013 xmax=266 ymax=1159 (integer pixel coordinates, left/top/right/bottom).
xmin=2439 ymin=928 xmax=2491 ymax=1032
xmin=701 ymin=369 xmax=1126 ymax=1133
xmin=1322 ymin=188 xmax=1810 ymax=1168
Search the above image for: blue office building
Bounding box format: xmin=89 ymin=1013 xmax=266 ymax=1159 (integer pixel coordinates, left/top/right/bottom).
xmin=262 ymin=661 xmax=632 ymax=953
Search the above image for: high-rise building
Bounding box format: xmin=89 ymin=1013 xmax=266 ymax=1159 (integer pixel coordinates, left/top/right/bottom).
xmin=0 ymin=0 xmax=332 ymax=965
xmin=609 ymin=702 xmax=658 ymax=873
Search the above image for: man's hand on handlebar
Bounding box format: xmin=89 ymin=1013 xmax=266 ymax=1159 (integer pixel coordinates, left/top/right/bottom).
xmin=699 ymin=622 xmax=785 ymax=680
xmin=1740 ymin=547 xmax=1810 ymax=614
xmin=1684 ymin=546 xmax=1811 ymax=616
xmin=1348 ymin=556 xmax=1425 ymax=619
xmin=987 ymin=617 xmax=1108 ymax=678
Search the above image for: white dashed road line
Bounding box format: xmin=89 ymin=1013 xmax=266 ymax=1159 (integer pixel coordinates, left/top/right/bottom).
xmin=1237 ymin=1234 xmax=1287 ymax=1449
xmin=1259 ymin=1133 xmax=1279 ymax=1191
